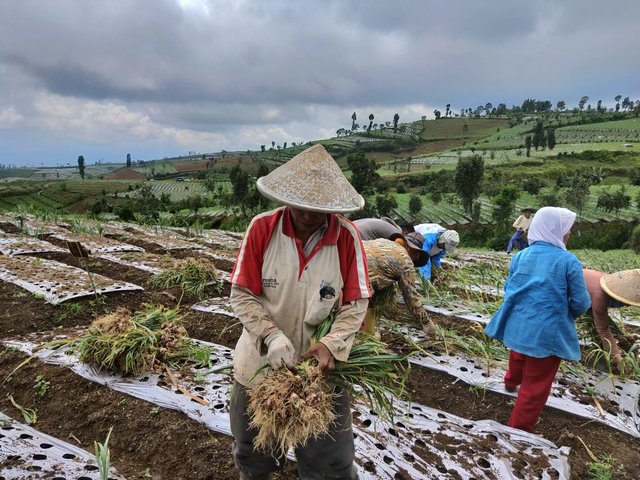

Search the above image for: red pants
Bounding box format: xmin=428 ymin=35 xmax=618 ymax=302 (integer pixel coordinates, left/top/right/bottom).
xmin=505 ymin=350 xmax=560 ymax=432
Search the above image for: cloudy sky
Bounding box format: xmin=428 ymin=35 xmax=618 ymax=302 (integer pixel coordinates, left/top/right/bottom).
xmin=1 ymin=0 xmax=638 ymax=167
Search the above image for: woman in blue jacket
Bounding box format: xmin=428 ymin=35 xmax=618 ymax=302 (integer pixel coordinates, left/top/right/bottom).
xmin=485 ymin=206 xmax=591 ymax=432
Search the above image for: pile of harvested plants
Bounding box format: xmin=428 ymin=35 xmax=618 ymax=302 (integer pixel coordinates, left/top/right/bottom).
xmin=148 ymin=257 xmax=221 ymax=301
xmin=248 ymin=316 xmax=411 ymax=454
xmin=46 ymin=305 xmax=211 ymax=374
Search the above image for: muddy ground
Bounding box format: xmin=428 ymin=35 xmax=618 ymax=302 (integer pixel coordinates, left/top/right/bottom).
xmin=1 ymin=242 xmax=639 ymax=479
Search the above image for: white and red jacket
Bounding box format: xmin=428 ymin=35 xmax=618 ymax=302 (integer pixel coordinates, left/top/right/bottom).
xmin=230 ymin=207 xmax=371 ymax=387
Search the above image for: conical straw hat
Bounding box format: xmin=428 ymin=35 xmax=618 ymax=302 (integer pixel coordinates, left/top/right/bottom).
xmin=600 ymin=269 xmax=640 ymax=307
xmin=256 ymin=144 xmax=365 ymax=213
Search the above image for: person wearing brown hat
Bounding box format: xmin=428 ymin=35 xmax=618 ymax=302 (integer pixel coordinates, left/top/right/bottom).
xmin=506 ymin=207 xmax=535 ymax=254
xmin=583 ymin=268 xmax=640 ymax=372
xmin=229 ymin=144 xmax=371 ymax=480
xmin=353 ymin=217 xmax=430 ymax=267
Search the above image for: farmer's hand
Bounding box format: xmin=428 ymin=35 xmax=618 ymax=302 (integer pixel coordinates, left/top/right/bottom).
xmin=614 ymin=354 xmax=625 ymax=375
xmin=422 ymin=320 xmax=436 ymax=338
xmin=302 ymin=342 xmax=335 ymax=375
xmin=264 ymin=331 xmax=295 ymax=369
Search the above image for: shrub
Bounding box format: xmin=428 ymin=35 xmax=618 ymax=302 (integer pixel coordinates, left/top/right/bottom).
xmin=631 ymin=225 xmax=640 ymax=253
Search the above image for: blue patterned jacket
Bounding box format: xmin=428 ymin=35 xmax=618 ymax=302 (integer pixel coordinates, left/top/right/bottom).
xmin=484 ymin=242 xmax=591 ymax=360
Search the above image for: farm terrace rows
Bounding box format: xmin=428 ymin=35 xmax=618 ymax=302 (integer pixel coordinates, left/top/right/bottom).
xmin=0 ymin=216 xmax=639 ymax=479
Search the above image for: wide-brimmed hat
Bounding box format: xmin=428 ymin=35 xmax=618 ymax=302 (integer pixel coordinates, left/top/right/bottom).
xmin=600 ymin=269 xmax=640 ymax=306
xmin=390 ymin=232 xmax=430 ymax=267
xmin=521 ymin=207 xmax=536 ymax=213
xmin=438 ymin=230 xmax=459 ymax=253
xmin=256 ymin=144 xmax=365 ymax=213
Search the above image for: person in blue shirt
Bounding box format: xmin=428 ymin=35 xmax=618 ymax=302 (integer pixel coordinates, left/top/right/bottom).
xmin=484 ymin=206 xmax=591 ymax=433
xmin=413 ymin=224 xmax=459 ymax=281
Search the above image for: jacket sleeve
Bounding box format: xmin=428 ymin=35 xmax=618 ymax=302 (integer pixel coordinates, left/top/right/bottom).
xmin=567 ymin=259 xmax=591 ymax=318
xmin=396 ymin=257 xmax=431 ymax=326
xmin=230 ymin=285 xmax=280 ymax=341
xmin=319 ymin=298 xmax=368 ymax=362
xmin=417 ymin=256 xmax=432 ymax=280
xmin=431 ymin=250 xmax=445 ymax=269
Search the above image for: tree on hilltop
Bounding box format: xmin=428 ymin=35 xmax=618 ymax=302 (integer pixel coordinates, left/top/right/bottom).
xmin=351 ymin=112 xmax=357 ymax=131
xmin=532 ymin=121 xmax=545 ymax=150
xmin=393 ymin=113 xmax=400 ymax=132
xmin=409 ymin=194 xmax=423 ymax=221
xmin=454 ymin=154 xmax=484 ymax=215
xmin=579 ymin=96 xmax=589 ymax=111
xmin=615 ymin=95 xmax=622 ymax=112
xmin=367 ymin=113 xmax=374 ymax=133
xmin=126 ymin=153 xmax=131 ymax=168
xmin=77 ymin=155 xmax=85 ymax=179
xmin=346 ymin=151 xmax=379 ymax=194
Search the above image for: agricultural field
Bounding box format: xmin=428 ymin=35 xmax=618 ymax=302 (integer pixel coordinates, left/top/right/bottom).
xmin=392 ymin=188 xmax=640 ymax=226
xmin=0 ymin=215 xmax=639 ymax=479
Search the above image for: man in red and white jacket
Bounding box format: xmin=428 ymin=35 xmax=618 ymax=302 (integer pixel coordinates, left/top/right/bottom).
xmin=229 ymin=144 xmax=370 ymax=480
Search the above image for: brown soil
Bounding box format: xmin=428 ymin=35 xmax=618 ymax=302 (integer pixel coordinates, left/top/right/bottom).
xmin=2 ymin=243 xmax=640 ymax=479
xmin=103 ymin=169 xmax=146 ymax=180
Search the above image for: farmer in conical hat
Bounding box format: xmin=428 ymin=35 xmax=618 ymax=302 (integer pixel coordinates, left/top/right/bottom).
xmin=583 ymin=268 xmax=640 ymax=372
xmin=506 ymin=207 xmax=536 ymax=254
xmin=229 ymin=144 xmax=370 ymax=480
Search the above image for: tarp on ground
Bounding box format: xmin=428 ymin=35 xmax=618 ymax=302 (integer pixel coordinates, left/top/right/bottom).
xmin=0 ymin=236 xmax=67 ymax=256
xmin=0 ymin=256 xmax=143 ymax=304
xmin=5 ymin=338 xmax=570 ymax=480
xmin=0 ymin=412 xmax=125 ymax=480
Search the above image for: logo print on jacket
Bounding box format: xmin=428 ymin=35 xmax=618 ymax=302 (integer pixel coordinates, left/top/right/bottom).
xmin=319 ymin=281 xmax=336 ymax=300
xmin=262 ymin=278 xmax=279 ymax=288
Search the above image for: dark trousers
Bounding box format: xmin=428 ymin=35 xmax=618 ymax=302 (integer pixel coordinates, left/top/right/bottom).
xmin=230 ymin=381 xmax=358 ymax=480
xmin=506 ymin=230 xmax=527 ymax=253
xmin=505 ymin=350 xmax=561 ymax=432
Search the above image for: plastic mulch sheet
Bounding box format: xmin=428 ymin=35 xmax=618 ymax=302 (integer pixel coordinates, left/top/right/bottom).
xmin=0 ymin=256 xmax=143 ymax=304
xmin=49 ymin=232 xmax=145 ymax=254
xmin=424 ymin=303 xmax=493 ymax=324
xmin=96 ymin=251 xmax=178 ymax=275
xmin=5 ymin=339 xmax=571 ymax=480
xmin=0 ymin=412 xmax=125 ymax=480
xmin=191 ymin=297 xmax=236 ymax=317
xmin=397 ymin=326 xmax=640 ymax=438
xmin=0 ymin=236 xmax=67 ymax=256
xmin=191 ymin=230 xmax=243 ymax=250
xmin=124 ymin=233 xmax=205 ymax=251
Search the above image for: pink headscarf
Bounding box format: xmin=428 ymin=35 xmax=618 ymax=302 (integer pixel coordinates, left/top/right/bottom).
xmin=527 ymin=206 xmax=577 ymax=250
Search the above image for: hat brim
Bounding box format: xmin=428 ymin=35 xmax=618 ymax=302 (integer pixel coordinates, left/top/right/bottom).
xmin=390 ymin=233 xmax=430 ymax=268
xmin=257 ymin=178 xmax=365 ymax=213
xmin=600 ymin=270 xmax=640 ymax=307
xmin=520 ymin=207 xmax=536 ymax=213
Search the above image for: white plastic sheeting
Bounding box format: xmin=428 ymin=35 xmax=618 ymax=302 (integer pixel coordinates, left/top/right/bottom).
xmin=192 ymin=297 xmax=640 ymax=438
xmin=191 ymin=297 xmax=236 ymax=317
xmin=5 ymin=339 xmax=571 ymax=480
xmin=49 ymin=232 xmax=145 ymax=254
xmin=393 ymin=324 xmax=640 ymax=438
xmin=412 ymin=350 xmax=640 ymax=438
xmin=0 ymin=236 xmax=67 ymax=256
xmin=96 ymin=252 xmax=175 ymax=275
xmin=0 ymin=412 xmax=125 ymax=480
xmin=118 ymin=229 xmax=205 ymax=251
xmin=0 ymin=256 xmax=143 ymax=305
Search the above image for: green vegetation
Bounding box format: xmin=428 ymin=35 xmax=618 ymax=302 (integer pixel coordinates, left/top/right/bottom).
xmin=2 ymin=102 xmax=639 ymax=250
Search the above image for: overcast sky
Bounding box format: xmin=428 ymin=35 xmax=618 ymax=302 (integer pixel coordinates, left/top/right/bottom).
xmin=1 ymin=0 xmax=638 ymax=167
